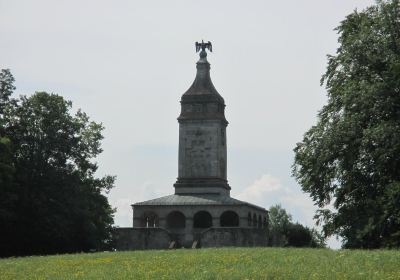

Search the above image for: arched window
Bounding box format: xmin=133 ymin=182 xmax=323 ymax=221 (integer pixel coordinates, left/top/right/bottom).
xmin=141 ymin=211 xmax=159 ymax=228
xmin=220 ymin=210 xmax=239 ymax=227
xmin=193 ymin=211 xmax=213 ymax=228
xmin=247 ymin=212 xmax=252 ymax=226
xmin=258 ymin=215 xmax=262 ymax=228
xmin=253 ymin=213 xmax=257 ymax=227
xmin=166 ymin=211 xmax=186 ymax=229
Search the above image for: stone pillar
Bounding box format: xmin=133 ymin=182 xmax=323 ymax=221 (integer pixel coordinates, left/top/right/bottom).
xmin=212 ymin=217 xmax=219 ymax=227
xmin=185 ymin=218 xmax=194 ymax=245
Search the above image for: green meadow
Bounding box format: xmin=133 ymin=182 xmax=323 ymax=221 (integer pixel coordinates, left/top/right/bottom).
xmin=1 ymin=247 xmax=399 ymax=280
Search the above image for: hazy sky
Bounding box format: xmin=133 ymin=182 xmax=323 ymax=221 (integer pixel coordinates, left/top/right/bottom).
xmin=1 ymin=0 xmax=375 ymax=248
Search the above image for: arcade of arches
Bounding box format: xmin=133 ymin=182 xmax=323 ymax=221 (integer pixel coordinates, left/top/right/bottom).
xmin=141 ymin=211 xmax=159 ymax=227
xmin=140 ymin=210 xmax=268 ymax=229
xmin=248 ymin=212 xmax=267 ymax=228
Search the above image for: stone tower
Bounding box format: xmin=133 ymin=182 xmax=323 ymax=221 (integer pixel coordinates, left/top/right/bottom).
xmin=115 ymin=42 xmax=268 ymax=250
xmin=174 ymin=44 xmax=230 ymax=196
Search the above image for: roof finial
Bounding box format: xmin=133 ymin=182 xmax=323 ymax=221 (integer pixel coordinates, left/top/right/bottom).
xmin=195 ymin=40 xmax=212 ymax=59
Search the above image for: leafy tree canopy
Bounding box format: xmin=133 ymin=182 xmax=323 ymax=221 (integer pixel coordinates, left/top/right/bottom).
xmin=268 ymin=204 xmax=292 ymax=233
xmin=293 ymin=0 xmax=400 ymax=248
xmin=0 ymin=71 xmax=115 ymax=256
xmin=0 ymin=70 xmax=16 ymax=235
xmin=268 ymin=205 xmax=325 ymax=248
xmin=0 ymin=69 xmax=15 ymax=115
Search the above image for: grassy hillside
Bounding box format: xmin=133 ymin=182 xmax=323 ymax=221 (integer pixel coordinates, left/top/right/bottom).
xmin=1 ymin=247 xmax=399 ymax=280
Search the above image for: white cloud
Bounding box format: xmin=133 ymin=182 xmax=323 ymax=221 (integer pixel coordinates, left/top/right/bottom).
xmin=234 ymin=173 xmax=342 ymax=248
xmin=235 ymin=174 xmax=315 ymax=224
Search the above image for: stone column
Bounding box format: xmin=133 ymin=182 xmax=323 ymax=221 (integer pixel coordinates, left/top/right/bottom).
xmin=212 ymin=217 xmax=219 ymax=227
xmin=185 ymin=218 xmax=194 ymax=245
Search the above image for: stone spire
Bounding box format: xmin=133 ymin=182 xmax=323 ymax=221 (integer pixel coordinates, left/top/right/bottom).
xmin=180 ymin=50 xmax=221 ymax=97
xmin=174 ymin=41 xmax=230 ymax=196
xmin=178 ymin=42 xmax=226 ymax=123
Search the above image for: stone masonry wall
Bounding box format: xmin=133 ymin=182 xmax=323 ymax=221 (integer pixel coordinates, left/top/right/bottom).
xmin=114 ymin=228 xmax=171 ymax=250
xmin=200 ymin=228 xmax=268 ymax=248
xmin=114 ymin=227 xmax=267 ymax=250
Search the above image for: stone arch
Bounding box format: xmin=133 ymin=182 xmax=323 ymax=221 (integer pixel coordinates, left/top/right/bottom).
xmin=220 ymin=210 xmax=239 ymax=227
xmin=141 ymin=211 xmax=159 ymax=227
xmin=193 ymin=211 xmax=213 ymax=228
xmin=166 ymin=211 xmax=186 ymax=229
xmin=253 ymin=213 xmax=257 ymax=227
xmin=258 ymin=215 xmax=262 ymax=228
xmin=247 ymin=212 xmax=252 ymax=226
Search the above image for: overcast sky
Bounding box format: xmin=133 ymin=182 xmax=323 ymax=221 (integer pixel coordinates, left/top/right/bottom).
xmin=1 ymin=0 xmax=375 ymax=248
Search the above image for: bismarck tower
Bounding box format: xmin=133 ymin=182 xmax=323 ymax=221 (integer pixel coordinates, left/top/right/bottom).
xmin=115 ymin=41 xmax=268 ymax=250
xmin=174 ymin=41 xmax=229 ymax=196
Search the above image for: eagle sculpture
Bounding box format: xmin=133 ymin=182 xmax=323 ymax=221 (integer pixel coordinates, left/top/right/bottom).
xmin=195 ymin=40 xmax=212 ymax=53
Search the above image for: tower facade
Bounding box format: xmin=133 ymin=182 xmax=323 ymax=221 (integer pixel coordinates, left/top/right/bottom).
xmin=174 ymin=47 xmax=230 ymax=195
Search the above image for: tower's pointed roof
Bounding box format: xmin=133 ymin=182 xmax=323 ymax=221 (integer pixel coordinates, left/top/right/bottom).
xmin=182 ymin=48 xmax=224 ymax=104
xmin=178 ymin=42 xmax=227 ymax=123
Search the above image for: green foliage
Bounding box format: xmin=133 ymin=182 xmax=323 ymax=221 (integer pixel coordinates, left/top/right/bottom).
xmin=0 ymin=69 xmax=15 ymax=186
xmin=293 ymin=0 xmax=400 ymax=248
xmin=269 ymin=204 xmax=292 ymax=232
xmin=0 ymin=70 xmax=115 ymax=256
xmin=0 ymin=70 xmax=17 ymax=255
xmin=0 ymin=69 xmax=15 ymax=115
xmin=1 ymin=248 xmax=400 ymax=279
xmin=286 ymin=223 xmax=325 ymax=248
xmin=268 ymin=204 xmax=292 ymax=246
xmin=0 ymin=135 xmax=16 ymax=225
xmin=268 ymin=205 xmax=325 ymax=247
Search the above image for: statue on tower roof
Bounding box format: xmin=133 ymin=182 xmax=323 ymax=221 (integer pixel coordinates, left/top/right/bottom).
xmin=195 ymin=40 xmax=212 ymax=53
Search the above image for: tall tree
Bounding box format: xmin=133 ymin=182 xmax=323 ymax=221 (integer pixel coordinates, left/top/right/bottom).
xmin=293 ymin=0 xmax=400 ymax=248
xmin=268 ymin=204 xmax=292 ymax=246
xmin=0 ymin=72 xmax=116 ymax=256
xmin=268 ymin=204 xmax=325 ymax=247
xmin=0 ymin=70 xmax=17 ymax=256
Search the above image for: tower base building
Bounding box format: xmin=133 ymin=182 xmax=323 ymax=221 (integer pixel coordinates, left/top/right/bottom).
xmin=115 ymin=42 xmax=268 ymax=249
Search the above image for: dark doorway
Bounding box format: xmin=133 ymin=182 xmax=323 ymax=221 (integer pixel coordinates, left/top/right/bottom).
xmin=166 ymin=211 xmax=186 ymax=229
xmin=220 ymin=210 xmax=239 ymax=227
xmin=193 ymin=211 xmax=213 ymax=228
